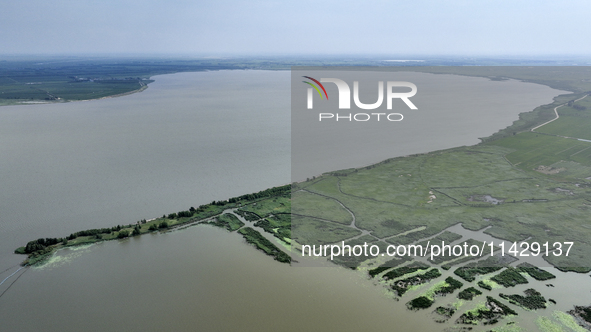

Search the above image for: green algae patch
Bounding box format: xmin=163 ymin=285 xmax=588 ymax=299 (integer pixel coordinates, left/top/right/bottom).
xmin=554 ymin=310 xmax=588 ymax=332
xmin=537 ymin=316 xmax=565 ymax=332
xmin=490 ymin=322 xmax=523 ymax=332
xmin=478 ymin=279 xmax=501 ymax=291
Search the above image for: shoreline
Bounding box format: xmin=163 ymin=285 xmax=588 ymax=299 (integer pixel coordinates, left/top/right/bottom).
xmin=76 ymin=81 xmax=150 ymax=102
xmin=0 ymin=80 xmax=152 ymax=107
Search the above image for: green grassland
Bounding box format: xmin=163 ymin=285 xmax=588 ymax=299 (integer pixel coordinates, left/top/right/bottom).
xmin=291 ymin=215 xmax=361 ymax=246
xmin=539 ymin=116 xmax=591 ymax=140
xmin=209 ymin=213 xmax=244 ymax=231
xmin=291 ymin=190 xmax=353 ymax=225
xmin=0 ymin=70 xmax=153 ymax=104
xmin=536 ymin=96 xmax=591 ymax=139
xmin=0 ymin=56 xmax=464 ymax=105
xmin=238 ymin=195 xmax=290 ymax=217
xmin=296 ymin=139 xmax=591 ymax=269
xmin=0 ymin=57 xmax=266 ymax=104
xmin=492 ymin=132 xmax=591 ymax=172
xmin=293 ymin=91 xmax=591 ymax=270
xmin=252 ymin=214 xmax=292 ymax=240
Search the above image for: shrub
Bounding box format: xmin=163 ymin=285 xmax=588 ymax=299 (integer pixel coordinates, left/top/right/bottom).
xmin=117 ymin=230 xmax=130 ymax=239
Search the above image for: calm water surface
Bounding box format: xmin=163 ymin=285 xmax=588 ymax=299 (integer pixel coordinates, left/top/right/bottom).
xmin=0 ymin=225 xmax=444 ymax=331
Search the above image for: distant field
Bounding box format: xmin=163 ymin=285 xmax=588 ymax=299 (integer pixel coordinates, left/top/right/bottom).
xmin=492 ymin=132 xmax=591 ymax=171
xmin=536 ymin=96 xmax=591 ymax=140
xmin=0 ymin=57 xmax=249 ymax=105
xmin=298 ymin=143 xmax=591 ymax=257
xmin=488 ymin=96 xmax=591 ymax=177
xmin=539 ymin=115 xmax=591 ymax=140
xmin=3 ymin=80 xmax=149 ymax=101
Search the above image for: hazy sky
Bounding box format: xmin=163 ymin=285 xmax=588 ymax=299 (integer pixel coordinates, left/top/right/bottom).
xmin=2 ymin=0 xmax=591 ymax=56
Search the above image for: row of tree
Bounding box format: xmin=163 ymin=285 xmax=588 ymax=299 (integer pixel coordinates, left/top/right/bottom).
xmin=228 ymin=184 xmax=290 ymax=203
xmin=24 ymin=238 xmax=66 ymax=254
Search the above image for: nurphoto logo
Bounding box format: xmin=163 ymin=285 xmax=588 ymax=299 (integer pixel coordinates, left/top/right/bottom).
xmin=302 ymin=76 xmax=418 ymax=121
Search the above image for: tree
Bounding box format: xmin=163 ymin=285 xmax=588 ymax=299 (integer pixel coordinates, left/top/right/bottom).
xmin=24 ymin=241 xmax=45 ymax=254
xmin=117 ymin=230 xmax=130 ymax=239
xmin=132 ymin=225 xmax=141 ymax=236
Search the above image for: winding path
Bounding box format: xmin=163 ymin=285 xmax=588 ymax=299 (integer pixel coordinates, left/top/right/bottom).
xmin=531 ymin=94 xmax=589 ymax=137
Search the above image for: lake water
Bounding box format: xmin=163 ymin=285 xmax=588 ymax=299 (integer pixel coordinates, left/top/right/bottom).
xmin=0 ymin=70 xmax=292 ymax=268
xmin=0 ymin=70 xmax=575 ymax=331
